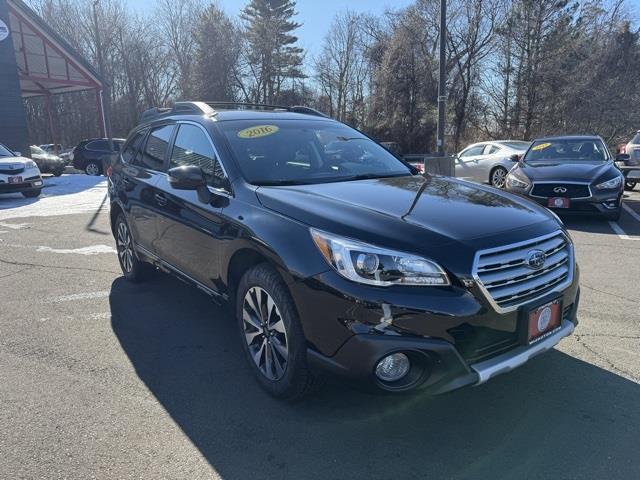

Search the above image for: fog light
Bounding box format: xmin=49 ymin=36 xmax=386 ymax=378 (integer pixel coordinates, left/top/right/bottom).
xmin=375 ymin=353 xmax=410 ymax=382
xmin=34 ymin=181 xmax=43 ymax=186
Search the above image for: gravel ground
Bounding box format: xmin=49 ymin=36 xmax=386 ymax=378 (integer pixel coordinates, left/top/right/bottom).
xmin=0 ymin=175 xmax=639 ymax=479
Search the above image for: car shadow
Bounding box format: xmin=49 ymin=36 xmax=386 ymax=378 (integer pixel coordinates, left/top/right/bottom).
xmin=110 ymin=274 xmax=640 ymax=479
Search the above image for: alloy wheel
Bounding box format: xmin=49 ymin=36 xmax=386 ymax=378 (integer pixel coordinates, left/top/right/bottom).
xmin=492 ymin=168 xmax=507 ymax=188
xmin=242 ymin=286 xmax=289 ymax=381
xmin=86 ymin=163 xmax=99 ymax=176
xmin=116 ymin=221 xmax=134 ymax=273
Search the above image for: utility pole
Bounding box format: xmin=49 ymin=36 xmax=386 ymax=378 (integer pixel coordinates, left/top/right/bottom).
xmin=436 ymin=0 xmax=447 ymax=156
xmin=92 ymin=0 xmax=114 ymax=152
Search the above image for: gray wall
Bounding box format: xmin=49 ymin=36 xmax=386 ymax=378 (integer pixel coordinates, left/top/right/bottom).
xmin=0 ymin=0 xmax=30 ymax=157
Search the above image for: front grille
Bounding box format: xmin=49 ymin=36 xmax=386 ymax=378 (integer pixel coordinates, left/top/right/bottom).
xmin=0 ymin=166 xmax=25 ymax=175
xmin=473 ymin=231 xmax=573 ymax=312
xmin=531 ymin=183 xmax=591 ymax=198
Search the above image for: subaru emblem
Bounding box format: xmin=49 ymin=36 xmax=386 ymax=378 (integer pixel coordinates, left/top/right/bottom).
xmin=525 ymin=250 xmax=546 ymax=270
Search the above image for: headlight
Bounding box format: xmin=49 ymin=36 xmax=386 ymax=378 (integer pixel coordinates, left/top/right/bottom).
xmin=25 ymin=160 xmax=38 ymax=169
xmin=595 ymin=176 xmax=622 ymax=190
xmin=506 ymin=171 xmax=530 ymax=189
xmin=310 ymin=229 xmax=450 ymax=286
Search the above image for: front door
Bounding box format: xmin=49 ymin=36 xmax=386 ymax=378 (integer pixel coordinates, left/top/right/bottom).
xmin=153 ymin=122 xmax=231 ymax=293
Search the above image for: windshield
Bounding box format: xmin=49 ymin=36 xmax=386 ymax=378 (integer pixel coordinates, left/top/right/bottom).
xmin=0 ymin=143 xmax=15 ymax=157
xmin=524 ymin=139 xmax=609 ymax=163
xmin=219 ymin=120 xmax=412 ymax=185
xmin=31 ymin=145 xmax=46 ymax=155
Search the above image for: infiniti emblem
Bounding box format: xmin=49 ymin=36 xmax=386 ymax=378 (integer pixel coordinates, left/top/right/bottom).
xmin=553 ymin=186 xmax=567 ymax=193
xmin=525 ymin=249 xmax=546 ymax=270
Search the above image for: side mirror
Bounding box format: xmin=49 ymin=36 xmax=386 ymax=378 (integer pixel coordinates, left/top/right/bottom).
xmin=616 ymin=153 xmax=630 ymax=162
xmin=509 ymin=154 xmax=521 ymax=162
xmin=168 ymin=165 xmax=206 ymax=190
xmin=13 ymin=151 xmax=21 ymax=157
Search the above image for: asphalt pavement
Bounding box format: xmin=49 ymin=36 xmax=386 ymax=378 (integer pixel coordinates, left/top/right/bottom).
xmin=1 ymin=175 xmax=639 ymax=479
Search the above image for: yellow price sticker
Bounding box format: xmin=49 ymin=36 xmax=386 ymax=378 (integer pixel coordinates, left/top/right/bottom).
xmin=237 ymin=125 xmax=280 ymax=139
xmin=532 ymin=142 xmax=552 ymax=151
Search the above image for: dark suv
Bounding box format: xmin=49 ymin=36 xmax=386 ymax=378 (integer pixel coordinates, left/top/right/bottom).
xmin=108 ymin=102 xmax=580 ymax=400
xmin=72 ymin=138 xmax=125 ymax=175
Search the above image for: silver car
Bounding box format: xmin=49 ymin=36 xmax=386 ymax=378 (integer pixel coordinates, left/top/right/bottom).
xmin=454 ymin=140 xmax=530 ymax=188
xmin=619 ymin=132 xmax=640 ymax=190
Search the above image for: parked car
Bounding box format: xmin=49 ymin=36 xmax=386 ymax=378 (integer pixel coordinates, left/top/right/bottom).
xmin=0 ymin=142 xmax=43 ymax=198
xmin=109 ymin=101 xmax=579 ymax=400
xmin=30 ymin=145 xmax=65 ymax=176
xmin=71 ymin=138 xmax=125 ymax=175
xmin=615 ymin=131 xmax=640 ymax=190
xmin=40 ymin=143 xmax=72 ymax=164
xmin=455 ymin=140 xmax=530 ymax=188
xmin=505 ymin=135 xmax=624 ymax=220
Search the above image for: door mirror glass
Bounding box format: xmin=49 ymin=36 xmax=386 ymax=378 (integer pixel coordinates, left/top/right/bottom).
xmin=168 ymin=165 xmax=206 ymax=190
xmin=510 ymin=153 xmax=521 ymax=162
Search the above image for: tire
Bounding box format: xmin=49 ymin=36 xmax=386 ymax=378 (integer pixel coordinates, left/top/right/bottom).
xmin=236 ymin=263 xmax=320 ymax=400
xmin=85 ymin=161 xmax=101 ymax=176
xmin=114 ymin=214 xmax=153 ymax=282
xmin=22 ymin=189 xmax=41 ymax=198
xmin=625 ymin=181 xmax=637 ymax=191
xmin=490 ymin=166 xmax=508 ymax=188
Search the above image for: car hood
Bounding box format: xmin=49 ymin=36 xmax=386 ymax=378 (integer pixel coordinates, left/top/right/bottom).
xmin=520 ymin=161 xmax=614 ymax=182
xmin=0 ymin=156 xmax=32 ymax=166
xmin=256 ymin=175 xmax=557 ymax=251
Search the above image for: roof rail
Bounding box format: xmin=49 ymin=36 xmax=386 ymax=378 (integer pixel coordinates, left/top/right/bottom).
xmin=140 ymin=101 xmax=215 ymax=123
xmin=204 ymin=101 xmax=329 ymax=118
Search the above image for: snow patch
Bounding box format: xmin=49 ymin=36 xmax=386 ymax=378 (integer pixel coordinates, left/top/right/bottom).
xmin=47 ymin=291 xmax=111 ymax=303
xmin=37 ymin=244 xmax=117 ymax=255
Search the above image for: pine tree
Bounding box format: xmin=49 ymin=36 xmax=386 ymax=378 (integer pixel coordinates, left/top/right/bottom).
xmin=241 ymin=0 xmax=305 ymax=103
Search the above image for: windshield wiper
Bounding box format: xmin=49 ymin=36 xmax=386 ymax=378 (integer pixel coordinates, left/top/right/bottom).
xmin=333 ymin=173 xmax=408 ymax=183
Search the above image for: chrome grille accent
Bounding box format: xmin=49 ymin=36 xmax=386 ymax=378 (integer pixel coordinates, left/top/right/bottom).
xmin=473 ymin=231 xmax=574 ymax=312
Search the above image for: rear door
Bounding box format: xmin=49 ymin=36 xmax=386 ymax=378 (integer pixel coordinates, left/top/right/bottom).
xmin=118 ymin=124 xmax=175 ymax=255
xmin=475 ymin=144 xmax=503 ymax=182
xmin=153 ymin=122 xmax=231 ymax=293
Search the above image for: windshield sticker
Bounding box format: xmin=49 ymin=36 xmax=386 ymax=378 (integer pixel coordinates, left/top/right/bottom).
xmin=237 ymin=125 xmax=280 ymax=139
xmin=532 ymin=142 xmax=552 ymax=151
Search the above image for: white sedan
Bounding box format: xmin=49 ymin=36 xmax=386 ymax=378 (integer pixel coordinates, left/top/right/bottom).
xmin=454 ymin=140 xmax=530 ymax=188
xmin=0 ymin=142 xmax=44 ymax=198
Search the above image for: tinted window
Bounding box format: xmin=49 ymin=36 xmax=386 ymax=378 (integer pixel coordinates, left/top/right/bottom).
xmin=461 ymin=145 xmax=484 ymax=157
xmin=121 ymin=129 xmax=148 ymax=164
xmin=0 ymin=143 xmax=14 ymax=157
xmin=525 ymin=139 xmax=609 ymax=163
xmin=170 ymin=124 xmax=226 ymax=187
xmin=87 ymin=140 xmax=109 ymax=151
xmin=219 ymin=120 xmax=411 ymax=185
xmin=141 ymin=125 xmax=174 ymax=170
xmin=485 ymin=145 xmax=500 ymax=155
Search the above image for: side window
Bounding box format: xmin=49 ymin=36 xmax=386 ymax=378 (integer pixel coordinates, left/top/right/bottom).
xmin=87 ymin=140 xmax=109 ymax=151
xmin=170 ymin=124 xmax=226 ymax=188
xmin=121 ymin=130 xmax=148 ymax=164
xmin=141 ymin=125 xmax=174 ymax=171
xmin=485 ymin=145 xmax=500 ymax=155
xmin=461 ymin=145 xmax=484 ymax=157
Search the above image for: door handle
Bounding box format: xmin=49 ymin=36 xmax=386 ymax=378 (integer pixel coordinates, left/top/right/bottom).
xmin=154 ymin=193 xmax=167 ymax=206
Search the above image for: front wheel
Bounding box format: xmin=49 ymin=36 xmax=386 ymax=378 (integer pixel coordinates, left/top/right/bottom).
xmin=85 ymin=161 xmax=101 ymax=176
xmin=22 ymin=189 xmax=41 ymax=198
xmin=236 ymin=264 xmax=320 ymax=400
xmin=490 ymin=166 xmax=508 ymax=188
xmin=625 ymin=181 xmax=637 ymax=191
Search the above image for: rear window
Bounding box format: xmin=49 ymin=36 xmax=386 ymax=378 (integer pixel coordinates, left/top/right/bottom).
xmin=218 ymin=119 xmax=411 ymax=185
xmin=630 ymin=133 xmax=640 ymax=144
xmin=501 ymin=141 xmax=530 ymax=150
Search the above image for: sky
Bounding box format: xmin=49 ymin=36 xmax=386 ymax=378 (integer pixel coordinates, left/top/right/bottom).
xmin=125 ymin=0 xmax=414 ymax=61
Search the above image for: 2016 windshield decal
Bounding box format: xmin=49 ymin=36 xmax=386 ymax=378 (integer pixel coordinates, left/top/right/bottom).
xmin=532 ymin=142 xmax=552 ymax=151
xmin=237 ymin=125 xmax=280 ymax=139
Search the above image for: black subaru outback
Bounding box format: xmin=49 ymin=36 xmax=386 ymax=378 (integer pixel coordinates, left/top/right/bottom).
xmin=108 ymin=102 xmax=580 ymax=399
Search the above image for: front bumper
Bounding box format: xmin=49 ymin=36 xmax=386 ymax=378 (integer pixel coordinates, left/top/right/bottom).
xmin=506 ymin=185 xmax=623 ymax=216
xmin=0 ymin=173 xmax=43 ymax=194
xmin=293 ymin=264 xmax=580 ymax=395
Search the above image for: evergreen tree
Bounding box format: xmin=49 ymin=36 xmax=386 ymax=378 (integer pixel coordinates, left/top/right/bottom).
xmin=241 ymin=0 xmax=305 ymax=103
